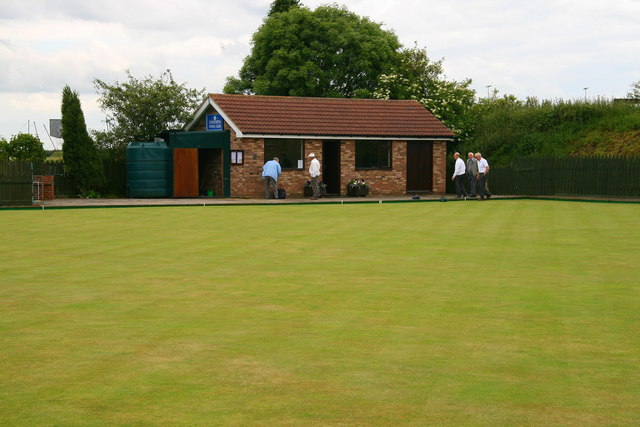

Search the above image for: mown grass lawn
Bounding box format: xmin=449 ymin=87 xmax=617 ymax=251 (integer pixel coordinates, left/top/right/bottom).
xmin=1 ymin=200 xmax=639 ymax=425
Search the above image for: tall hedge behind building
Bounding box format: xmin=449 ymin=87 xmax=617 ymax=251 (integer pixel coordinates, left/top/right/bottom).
xmin=457 ymin=97 xmax=640 ymax=166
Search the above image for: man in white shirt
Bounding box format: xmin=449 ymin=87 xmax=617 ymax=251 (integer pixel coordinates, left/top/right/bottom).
xmin=308 ymin=152 xmax=321 ymax=200
xmin=451 ymin=152 xmax=468 ymax=198
xmin=474 ymin=152 xmax=492 ymax=201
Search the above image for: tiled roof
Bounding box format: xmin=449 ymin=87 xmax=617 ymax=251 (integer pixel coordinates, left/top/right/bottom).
xmin=208 ymin=94 xmax=454 ymax=139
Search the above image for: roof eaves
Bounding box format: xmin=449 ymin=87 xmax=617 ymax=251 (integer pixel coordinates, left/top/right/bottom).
xmin=240 ymin=133 xmax=455 ymax=141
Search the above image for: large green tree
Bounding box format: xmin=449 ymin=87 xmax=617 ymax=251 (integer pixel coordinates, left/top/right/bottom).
xmin=61 ymin=85 xmax=105 ymax=195
xmin=0 ymin=133 xmax=46 ymax=161
xmin=93 ymin=69 xmax=205 ymax=156
xmin=373 ymin=44 xmax=476 ymax=143
xmin=224 ymin=5 xmax=401 ymax=98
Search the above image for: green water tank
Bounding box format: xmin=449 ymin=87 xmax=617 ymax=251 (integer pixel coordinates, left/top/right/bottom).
xmin=126 ymin=142 xmax=171 ymax=197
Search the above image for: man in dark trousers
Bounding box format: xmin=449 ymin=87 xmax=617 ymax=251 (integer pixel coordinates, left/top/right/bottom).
xmin=466 ymin=152 xmax=478 ymax=197
xmin=475 ymin=152 xmax=492 ymax=201
xmin=261 ymin=157 xmax=281 ymax=199
xmin=308 ymin=153 xmax=321 ymax=200
xmin=451 ymin=152 xmax=468 ymax=198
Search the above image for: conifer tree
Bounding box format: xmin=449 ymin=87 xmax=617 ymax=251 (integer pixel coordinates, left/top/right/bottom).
xmin=61 ymin=85 xmax=104 ymax=195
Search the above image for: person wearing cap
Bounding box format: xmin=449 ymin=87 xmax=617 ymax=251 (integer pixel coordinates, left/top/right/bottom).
xmin=261 ymin=156 xmax=281 ymax=199
xmin=308 ymin=153 xmax=321 ymax=200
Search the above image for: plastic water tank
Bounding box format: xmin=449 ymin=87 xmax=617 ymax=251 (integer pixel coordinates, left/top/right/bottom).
xmin=126 ymin=142 xmax=171 ymax=197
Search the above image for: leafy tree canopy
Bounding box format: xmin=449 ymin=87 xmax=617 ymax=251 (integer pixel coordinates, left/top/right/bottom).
xmin=373 ymin=44 xmax=476 ymax=142
xmin=224 ymin=5 xmax=401 ymax=98
xmin=94 ymin=69 xmax=205 ymax=155
xmin=0 ymin=133 xmax=46 ymax=162
xmin=268 ymin=0 xmax=301 ymax=15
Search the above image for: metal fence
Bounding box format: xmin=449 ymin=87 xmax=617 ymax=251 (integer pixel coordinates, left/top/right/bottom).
xmin=0 ymin=159 xmax=126 ymax=206
xmin=448 ymin=156 xmax=640 ymax=198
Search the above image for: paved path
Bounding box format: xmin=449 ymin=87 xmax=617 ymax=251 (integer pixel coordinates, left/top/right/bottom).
xmin=22 ymin=195 xmax=640 ymax=209
xmin=38 ymin=195 xmax=515 ymax=208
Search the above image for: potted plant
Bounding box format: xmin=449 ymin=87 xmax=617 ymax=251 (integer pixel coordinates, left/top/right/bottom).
xmin=347 ymin=179 xmax=369 ymax=197
xmin=304 ymin=181 xmax=327 ymax=197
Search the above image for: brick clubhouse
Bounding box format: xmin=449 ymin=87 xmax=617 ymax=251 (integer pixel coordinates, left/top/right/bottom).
xmin=182 ymin=94 xmax=454 ymax=198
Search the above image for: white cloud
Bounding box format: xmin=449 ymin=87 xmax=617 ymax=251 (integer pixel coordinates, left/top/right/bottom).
xmin=305 ymin=0 xmax=640 ymax=98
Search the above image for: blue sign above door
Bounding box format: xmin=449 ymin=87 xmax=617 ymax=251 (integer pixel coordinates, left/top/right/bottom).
xmin=206 ymin=114 xmax=224 ymax=131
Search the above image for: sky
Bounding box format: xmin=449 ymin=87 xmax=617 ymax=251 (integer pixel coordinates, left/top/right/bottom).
xmin=1 ymin=0 xmax=639 ymax=150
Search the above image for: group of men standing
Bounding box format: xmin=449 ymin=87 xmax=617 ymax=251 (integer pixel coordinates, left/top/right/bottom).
xmin=261 ymin=153 xmax=321 ymax=200
xmin=452 ymin=152 xmax=492 ymax=201
xmin=263 ymin=150 xmax=492 ymax=201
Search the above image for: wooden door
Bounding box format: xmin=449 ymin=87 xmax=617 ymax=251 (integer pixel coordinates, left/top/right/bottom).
xmin=406 ymin=142 xmax=433 ymax=192
xmin=173 ymin=148 xmax=199 ymax=197
xmin=322 ymin=141 xmax=341 ymax=195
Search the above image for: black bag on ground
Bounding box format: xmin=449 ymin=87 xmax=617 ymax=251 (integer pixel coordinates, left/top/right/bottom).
xmin=278 ymin=185 xmax=286 ymax=199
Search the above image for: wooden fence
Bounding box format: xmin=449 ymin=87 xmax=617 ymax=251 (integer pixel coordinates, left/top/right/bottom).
xmin=5 ymin=157 xmax=640 ymax=206
xmin=448 ymin=156 xmax=640 ymax=198
xmin=102 ymin=159 xmax=127 ymax=197
xmin=0 ymin=159 xmax=126 ymax=206
xmin=0 ymin=161 xmax=33 ymax=206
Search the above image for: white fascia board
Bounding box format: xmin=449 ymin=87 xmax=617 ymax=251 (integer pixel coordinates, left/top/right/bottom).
xmin=184 ymin=98 xmax=244 ymax=136
xmin=240 ymin=134 xmax=454 ymax=141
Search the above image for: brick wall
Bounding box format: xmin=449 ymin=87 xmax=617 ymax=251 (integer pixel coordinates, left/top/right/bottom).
xmin=228 ymin=138 xmax=324 ymax=198
xmin=339 ymin=140 xmax=407 ymax=196
xmin=432 ymin=141 xmax=447 ymax=194
xmin=33 ymin=175 xmax=54 ymax=200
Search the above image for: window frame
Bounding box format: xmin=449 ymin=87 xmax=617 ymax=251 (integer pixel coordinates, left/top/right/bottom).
xmin=355 ymin=140 xmax=392 ymax=170
xmin=230 ymin=150 xmax=244 ymax=165
xmin=264 ymin=138 xmax=304 ymax=170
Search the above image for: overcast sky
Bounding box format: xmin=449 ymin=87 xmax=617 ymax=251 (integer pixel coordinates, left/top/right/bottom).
xmin=1 ymin=0 xmax=639 ymax=149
